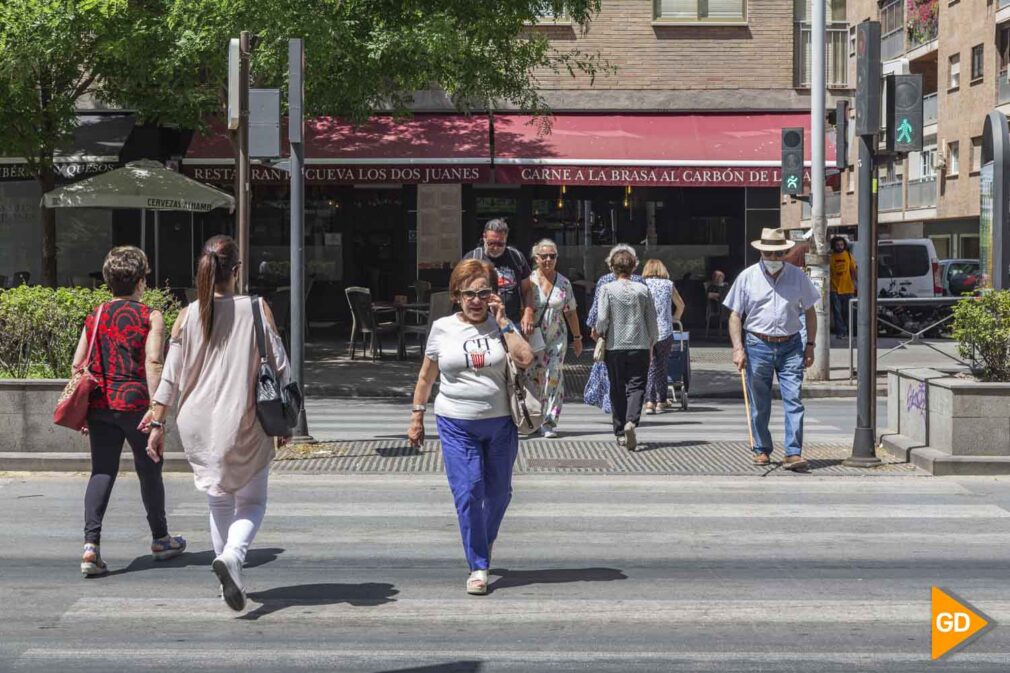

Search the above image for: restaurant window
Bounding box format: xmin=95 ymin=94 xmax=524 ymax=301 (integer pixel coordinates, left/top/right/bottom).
xmin=971 ymin=44 xmax=984 ymax=82
xmin=655 ymin=0 xmax=746 ymax=22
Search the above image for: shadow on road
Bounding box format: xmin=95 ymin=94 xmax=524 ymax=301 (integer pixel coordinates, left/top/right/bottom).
xmin=102 ymin=547 xmax=285 ymax=577
xmin=635 ymin=440 xmax=711 ymax=453
xmin=241 ymin=582 xmax=399 ymax=620
xmin=487 ymin=567 xmax=627 ymax=592
xmin=373 ymin=663 xmax=481 ymax=673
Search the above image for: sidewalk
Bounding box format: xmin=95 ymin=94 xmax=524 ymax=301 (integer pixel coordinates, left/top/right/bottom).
xmin=304 ymin=332 xmax=967 ymax=399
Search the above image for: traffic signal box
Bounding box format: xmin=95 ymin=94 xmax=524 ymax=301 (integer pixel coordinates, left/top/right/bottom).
xmin=855 ymin=22 xmax=881 ymax=136
xmin=885 ymin=73 xmax=924 ymax=153
xmin=781 ymin=127 xmax=805 ymax=196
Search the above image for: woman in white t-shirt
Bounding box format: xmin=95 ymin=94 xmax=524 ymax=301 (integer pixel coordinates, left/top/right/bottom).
xmin=407 ymin=258 xmax=534 ymax=595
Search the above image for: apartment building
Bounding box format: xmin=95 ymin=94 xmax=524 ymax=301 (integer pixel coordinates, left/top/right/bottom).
xmin=785 ymin=0 xmax=1006 ymax=261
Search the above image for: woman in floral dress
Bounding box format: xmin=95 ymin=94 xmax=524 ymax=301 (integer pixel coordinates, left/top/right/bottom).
xmin=529 ymin=239 xmax=583 ymax=438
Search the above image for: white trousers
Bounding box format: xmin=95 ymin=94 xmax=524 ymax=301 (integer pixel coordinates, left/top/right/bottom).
xmin=207 ymin=464 xmax=269 ymax=564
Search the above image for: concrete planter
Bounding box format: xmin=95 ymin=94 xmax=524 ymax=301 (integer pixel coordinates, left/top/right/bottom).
xmin=0 ymin=379 xmax=188 ymax=471
xmin=881 ymin=367 xmax=1010 ymax=475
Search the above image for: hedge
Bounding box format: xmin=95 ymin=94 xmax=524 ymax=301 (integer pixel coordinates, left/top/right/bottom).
xmin=0 ymin=286 xmax=181 ymax=379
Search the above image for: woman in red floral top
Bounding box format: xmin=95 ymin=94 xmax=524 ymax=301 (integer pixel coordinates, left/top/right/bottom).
xmin=70 ymin=246 xmax=186 ymax=576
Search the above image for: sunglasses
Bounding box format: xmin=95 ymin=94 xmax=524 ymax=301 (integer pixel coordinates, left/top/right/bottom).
xmin=460 ymin=289 xmax=493 ymax=301
xmin=538 ymin=253 xmax=557 ymax=260
xmin=762 ymin=250 xmax=787 ymax=258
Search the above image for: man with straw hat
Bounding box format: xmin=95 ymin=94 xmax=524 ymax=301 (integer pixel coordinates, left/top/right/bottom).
xmin=723 ymin=228 xmax=820 ymax=471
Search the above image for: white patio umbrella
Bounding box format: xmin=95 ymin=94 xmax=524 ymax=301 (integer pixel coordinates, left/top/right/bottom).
xmin=43 ymin=159 xmax=235 ymax=285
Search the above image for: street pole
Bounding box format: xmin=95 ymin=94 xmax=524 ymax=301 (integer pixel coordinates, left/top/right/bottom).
xmin=807 ymin=0 xmax=830 ymax=381
xmin=846 ymin=131 xmax=881 ymax=467
xmin=288 ymin=38 xmax=313 ymax=442
xmin=236 ymin=30 xmax=251 ymax=293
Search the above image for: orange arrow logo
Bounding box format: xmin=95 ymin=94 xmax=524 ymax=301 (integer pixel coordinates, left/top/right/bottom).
xmin=932 ymin=587 xmax=992 ymax=660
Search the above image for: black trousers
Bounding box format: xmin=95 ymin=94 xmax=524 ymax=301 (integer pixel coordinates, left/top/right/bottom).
xmin=84 ymin=409 xmax=168 ymax=545
xmin=605 ymin=349 xmax=650 ymax=436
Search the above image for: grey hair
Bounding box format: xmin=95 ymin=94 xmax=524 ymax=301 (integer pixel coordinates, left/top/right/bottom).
xmin=531 ymin=238 xmax=558 ymax=257
xmin=606 ymin=244 xmax=638 ymax=267
xmin=483 ymin=218 xmax=509 ymax=235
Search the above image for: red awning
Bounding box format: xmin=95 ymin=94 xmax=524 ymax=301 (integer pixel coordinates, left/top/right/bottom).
xmin=184 ymin=112 xmax=833 ymax=188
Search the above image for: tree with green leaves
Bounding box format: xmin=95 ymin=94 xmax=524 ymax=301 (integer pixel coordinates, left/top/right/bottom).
xmin=0 ymin=0 xmax=607 ymax=286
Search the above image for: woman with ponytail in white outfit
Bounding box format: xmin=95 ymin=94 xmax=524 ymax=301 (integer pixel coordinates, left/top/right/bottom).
xmin=145 ymin=235 xmax=291 ymax=611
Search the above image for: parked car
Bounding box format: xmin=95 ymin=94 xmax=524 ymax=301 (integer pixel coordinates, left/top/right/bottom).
xmin=937 ymin=259 xmax=980 ymax=296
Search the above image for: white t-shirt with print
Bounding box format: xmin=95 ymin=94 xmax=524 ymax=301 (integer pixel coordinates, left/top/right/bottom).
xmin=425 ymin=314 xmax=509 ymax=420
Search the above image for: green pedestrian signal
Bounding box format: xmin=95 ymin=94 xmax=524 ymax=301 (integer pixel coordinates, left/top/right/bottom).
xmin=896 ymin=118 xmax=914 ymax=145
xmin=786 ymin=175 xmax=799 ymax=190
xmin=886 ymin=74 xmax=923 ymax=152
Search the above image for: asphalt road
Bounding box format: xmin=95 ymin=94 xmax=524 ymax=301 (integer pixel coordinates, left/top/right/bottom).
xmin=3 ymin=471 xmax=1010 ymax=672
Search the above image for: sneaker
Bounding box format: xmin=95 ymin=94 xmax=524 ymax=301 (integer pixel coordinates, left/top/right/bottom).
xmin=616 ymin=435 xmax=627 ymax=448
xmin=624 ymin=422 xmax=637 ymax=452
xmin=644 ymin=402 xmax=655 ymax=415
xmin=661 ymin=399 xmax=675 ymax=410
xmin=542 ymin=427 xmax=559 ymax=439
xmin=81 ymin=543 xmax=108 ymax=577
xmin=783 ymin=455 xmax=809 ymax=471
xmin=151 ymin=534 xmax=187 ymax=561
xmin=212 ymin=552 xmax=246 ymax=611
xmin=466 ymin=569 xmax=489 ymax=595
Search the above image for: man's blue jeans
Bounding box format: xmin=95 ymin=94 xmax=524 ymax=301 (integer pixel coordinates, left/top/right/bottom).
xmin=744 ymin=332 xmax=805 ymax=457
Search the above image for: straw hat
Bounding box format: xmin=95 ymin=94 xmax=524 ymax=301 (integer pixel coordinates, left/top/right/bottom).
xmin=750 ymin=228 xmax=796 ymax=252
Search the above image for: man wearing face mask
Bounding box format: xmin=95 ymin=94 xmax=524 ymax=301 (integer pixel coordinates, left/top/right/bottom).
xmin=463 ymin=218 xmax=535 ymax=334
xmin=723 ymin=228 xmax=821 ymax=471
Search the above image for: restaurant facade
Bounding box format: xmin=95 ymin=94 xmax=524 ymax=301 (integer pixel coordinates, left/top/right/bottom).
xmin=182 ymin=110 xmax=829 ymax=326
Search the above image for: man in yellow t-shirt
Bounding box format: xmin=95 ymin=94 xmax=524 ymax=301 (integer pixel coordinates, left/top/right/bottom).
xmin=830 ymin=236 xmax=857 ymax=337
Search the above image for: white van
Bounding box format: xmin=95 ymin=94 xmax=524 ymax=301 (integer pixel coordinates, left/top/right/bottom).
xmin=876 ymin=239 xmax=941 ymax=297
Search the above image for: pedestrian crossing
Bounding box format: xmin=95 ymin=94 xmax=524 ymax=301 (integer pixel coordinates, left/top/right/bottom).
xmin=4 ymin=473 xmax=1010 ymax=672
xmin=303 ymin=397 xmax=871 ymax=444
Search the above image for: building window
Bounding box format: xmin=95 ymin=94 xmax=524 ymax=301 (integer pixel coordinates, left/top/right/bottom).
xmin=947 ymin=141 xmax=960 ymax=175
xmin=971 ymin=44 xmax=984 ymax=82
xmin=960 ymin=234 xmax=980 ymax=258
xmin=655 ymin=0 xmax=747 ymax=22
xmin=849 ymin=24 xmax=856 ymax=57
xmin=971 ymin=136 xmax=982 ymax=173
xmin=949 ymin=54 xmax=960 ymax=90
xmin=532 ymin=2 xmax=567 ymax=22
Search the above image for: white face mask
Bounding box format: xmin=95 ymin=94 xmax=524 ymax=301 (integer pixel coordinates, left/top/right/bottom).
xmin=763 ymin=259 xmax=784 ymax=274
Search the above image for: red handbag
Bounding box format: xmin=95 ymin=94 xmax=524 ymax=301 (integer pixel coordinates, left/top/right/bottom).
xmin=53 ymin=303 xmax=105 ymax=430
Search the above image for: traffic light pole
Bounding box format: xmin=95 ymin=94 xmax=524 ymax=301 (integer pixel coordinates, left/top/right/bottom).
xmin=808 ymin=0 xmax=830 ymax=381
xmin=846 ymin=132 xmax=882 ymax=467
xmin=288 ymin=38 xmax=313 ymax=443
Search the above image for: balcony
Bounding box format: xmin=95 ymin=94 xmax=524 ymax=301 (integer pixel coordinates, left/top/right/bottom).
xmin=908 ymin=176 xmax=937 ymax=209
xmin=1000 ymin=67 xmax=1010 ymax=105
xmin=907 ymin=0 xmax=939 ymax=50
xmin=923 ymin=92 xmax=938 ymax=125
xmin=795 ymin=24 xmax=850 ymax=88
xmin=1002 ymin=0 xmax=1010 ymax=9
xmin=880 ymin=0 xmax=905 ymax=61
xmin=878 ymin=180 xmax=904 ymax=212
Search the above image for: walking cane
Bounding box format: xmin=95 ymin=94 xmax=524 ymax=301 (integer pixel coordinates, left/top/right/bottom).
xmin=739 ymin=367 xmax=756 ymax=449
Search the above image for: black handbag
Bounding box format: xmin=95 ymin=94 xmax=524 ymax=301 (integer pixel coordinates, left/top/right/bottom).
xmin=251 ymin=297 xmax=303 ymax=437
